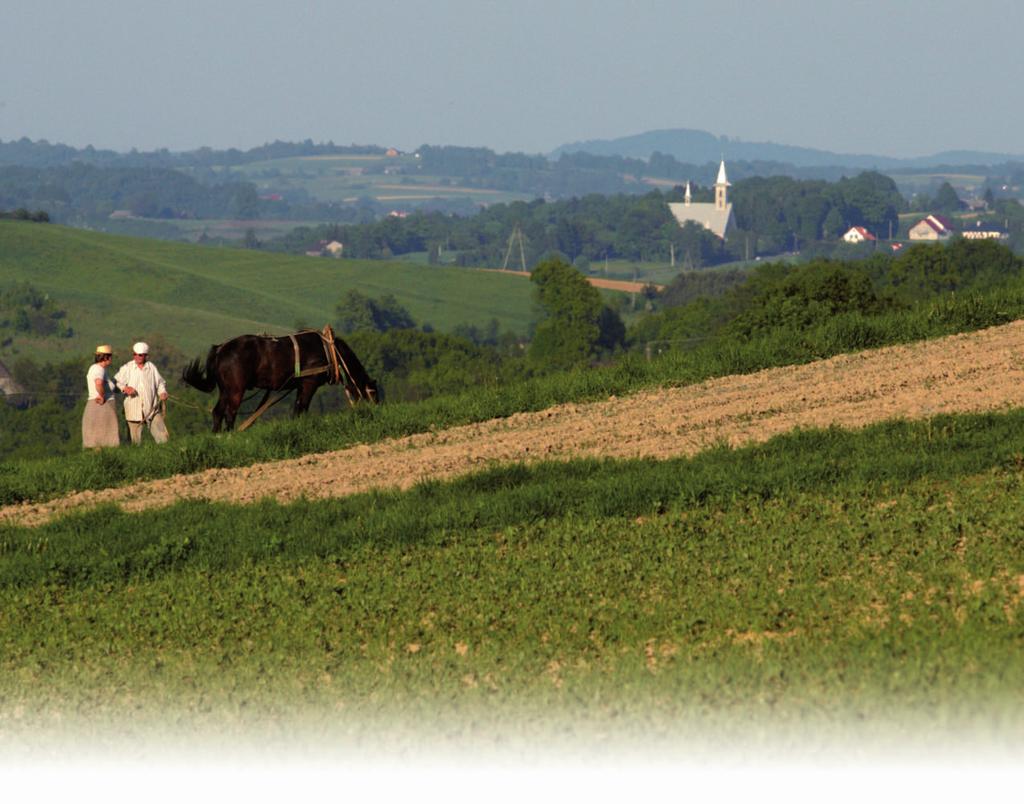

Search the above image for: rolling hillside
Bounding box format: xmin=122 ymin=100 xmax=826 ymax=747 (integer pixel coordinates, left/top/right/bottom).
xmin=2 ymin=319 xmax=1023 ymax=753
xmin=0 ymin=221 xmax=539 ymax=361
xmin=6 ymin=317 xmax=1024 ymax=525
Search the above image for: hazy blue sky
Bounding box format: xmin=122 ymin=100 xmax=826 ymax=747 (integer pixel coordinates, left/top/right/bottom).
xmin=2 ymin=0 xmax=1021 ymax=157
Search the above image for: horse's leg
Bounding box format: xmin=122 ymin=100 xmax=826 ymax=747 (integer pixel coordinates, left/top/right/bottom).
xmin=293 ymin=379 xmax=318 ymax=416
xmin=211 ymin=391 xmax=230 ymax=433
xmin=222 ymin=387 xmax=246 ymax=431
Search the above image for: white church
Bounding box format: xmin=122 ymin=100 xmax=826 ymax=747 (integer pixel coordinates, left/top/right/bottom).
xmin=667 ymin=160 xmax=736 ymax=240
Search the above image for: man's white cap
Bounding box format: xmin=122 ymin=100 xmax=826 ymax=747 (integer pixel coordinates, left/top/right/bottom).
xmin=132 ymin=341 xmax=149 ymax=355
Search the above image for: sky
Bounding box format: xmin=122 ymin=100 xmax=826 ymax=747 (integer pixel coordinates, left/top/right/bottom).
xmin=2 ymin=0 xmax=1022 ymax=159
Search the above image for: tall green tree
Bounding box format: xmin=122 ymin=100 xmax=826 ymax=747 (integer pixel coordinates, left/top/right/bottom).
xmin=932 ymin=182 xmax=962 ymax=214
xmin=334 ymin=290 xmax=416 ymax=334
xmin=528 ymin=257 xmax=624 ymax=369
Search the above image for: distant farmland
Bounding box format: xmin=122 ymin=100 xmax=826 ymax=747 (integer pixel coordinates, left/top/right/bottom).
xmin=215 ymin=154 xmax=534 ymax=207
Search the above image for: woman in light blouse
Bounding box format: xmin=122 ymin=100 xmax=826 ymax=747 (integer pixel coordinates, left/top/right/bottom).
xmin=81 ymin=344 xmax=120 ymax=448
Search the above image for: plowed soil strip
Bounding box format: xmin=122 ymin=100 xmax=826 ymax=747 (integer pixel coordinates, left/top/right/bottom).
xmin=6 ymin=321 xmax=1024 ymax=527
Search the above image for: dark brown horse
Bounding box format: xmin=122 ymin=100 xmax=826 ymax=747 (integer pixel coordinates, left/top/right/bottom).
xmin=182 ymin=326 xmax=379 ymax=432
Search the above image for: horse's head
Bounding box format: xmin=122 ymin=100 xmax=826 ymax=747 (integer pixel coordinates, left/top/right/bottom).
xmin=328 ymin=335 xmax=381 ymax=406
xmin=344 ymin=374 xmax=380 ymax=405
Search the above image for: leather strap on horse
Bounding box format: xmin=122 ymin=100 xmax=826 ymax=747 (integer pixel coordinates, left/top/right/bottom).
xmin=289 ymin=334 xmax=302 ymax=378
xmin=320 ymin=325 xmax=343 ymax=386
xmin=285 ymin=327 xmax=350 ymax=386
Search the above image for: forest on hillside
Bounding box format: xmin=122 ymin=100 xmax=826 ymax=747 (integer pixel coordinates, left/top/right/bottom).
xmin=273 ymin=173 xmax=1024 ymax=267
xmin=4 ymin=138 xmax=1024 ymax=252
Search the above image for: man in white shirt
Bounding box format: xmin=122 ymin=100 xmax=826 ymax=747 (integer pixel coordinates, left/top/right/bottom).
xmin=114 ymin=341 xmax=169 ymax=445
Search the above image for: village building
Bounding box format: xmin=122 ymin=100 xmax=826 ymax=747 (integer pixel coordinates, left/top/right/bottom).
xmin=842 ymin=226 xmax=877 ymax=244
xmin=0 ymin=359 xmax=26 ymax=400
xmin=908 ymin=214 xmax=954 ymax=241
xmin=960 ymin=220 xmax=1009 ymax=241
xmin=667 ymin=160 xmax=736 ymax=240
xmin=306 ymin=239 xmax=344 ymax=258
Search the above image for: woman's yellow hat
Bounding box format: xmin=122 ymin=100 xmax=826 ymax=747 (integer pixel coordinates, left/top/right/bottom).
xmin=95 ymin=344 xmax=113 ymax=355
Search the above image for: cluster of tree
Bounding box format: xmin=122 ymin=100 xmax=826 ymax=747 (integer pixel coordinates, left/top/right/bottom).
xmin=331 ymin=290 xmax=528 ymax=403
xmin=0 ymin=163 xmax=357 ymax=225
xmin=631 ymin=239 xmax=1024 ymax=347
xmin=908 ymin=181 xmax=966 ymax=214
xmin=730 ymin=172 xmax=903 ymax=250
xmin=334 ymin=290 xmax=417 ymax=334
xmin=0 ymin=137 xmax=384 ymax=170
xmin=0 ymin=208 xmax=50 ymax=222
xmin=0 ymin=283 xmax=72 ymax=342
xmin=330 ymin=259 xmax=625 ymax=399
xmin=270 ymin=172 xmax=906 ymax=268
xmin=0 ymin=356 xmax=82 ymax=460
xmin=414 ymin=145 xmax=912 ymax=194
xmin=527 ymin=257 xmax=626 ymax=368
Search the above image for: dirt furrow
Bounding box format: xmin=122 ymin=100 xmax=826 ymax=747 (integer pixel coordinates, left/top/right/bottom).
xmin=5 ymin=320 xmax=1024 ymax=527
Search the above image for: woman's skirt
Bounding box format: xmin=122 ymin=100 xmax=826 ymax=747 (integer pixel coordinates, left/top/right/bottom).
xmin=82 ymin=400 xmax=120 ymax=448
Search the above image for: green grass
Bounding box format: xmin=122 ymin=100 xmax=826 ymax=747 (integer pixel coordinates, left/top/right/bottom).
xmin=213 ymin=154 xmax=533 ymax=207
xmin=103 ymin=216 xmax=323 ymax=243
xmin=1 ymin=413 xmax=1022 ymax=740
xmin=0 ymin=220 xmax=539 ymax=362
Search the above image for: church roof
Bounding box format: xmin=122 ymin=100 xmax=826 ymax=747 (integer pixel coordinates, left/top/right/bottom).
xmin=668 ymin=201 xmax=735 ymax=239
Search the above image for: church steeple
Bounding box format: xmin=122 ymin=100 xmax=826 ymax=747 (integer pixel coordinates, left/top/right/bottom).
xmin=714 ymin=160 xmax=730 ymax=211
xmin=684 ymin=181 xmax=692 ymax=207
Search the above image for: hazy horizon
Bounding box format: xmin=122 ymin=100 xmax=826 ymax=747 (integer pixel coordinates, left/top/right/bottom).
xmin=3 ymin=0 xmax=1022 ymax=159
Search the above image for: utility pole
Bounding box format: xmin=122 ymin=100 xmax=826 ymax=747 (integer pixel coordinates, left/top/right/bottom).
xmin=502 ymin=225 xmax=527 ymax=272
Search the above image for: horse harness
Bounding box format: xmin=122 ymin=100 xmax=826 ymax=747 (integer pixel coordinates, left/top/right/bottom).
xmin=287 ymin=326 xmax=349 ymax=387
xmin=231 ymin=326 xmax=361 ymax=432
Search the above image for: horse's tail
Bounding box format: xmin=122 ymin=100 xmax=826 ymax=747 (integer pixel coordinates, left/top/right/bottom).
xmin=181 ymin=345 xmax=219 ymax=393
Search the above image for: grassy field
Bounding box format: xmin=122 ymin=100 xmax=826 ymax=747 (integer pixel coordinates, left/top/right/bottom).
xmin=0 ymin=221 xmax=539 ymax=362
xmin=99 ymin=216 xmax=319 ymax=244
xmin=212 ymin=153 xmax=533 ymax=208
xmin=889 ymin=172 xmax=988 ymax=195
xmin=1 ymin=413 xmax=1022 ymax=745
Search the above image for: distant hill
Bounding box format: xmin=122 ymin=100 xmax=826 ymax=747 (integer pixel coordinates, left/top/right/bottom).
xmin=551 ymin=128 xmax=1024 ymax=170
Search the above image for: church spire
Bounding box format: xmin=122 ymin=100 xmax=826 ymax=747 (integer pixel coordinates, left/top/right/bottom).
xmin=715 ymin=160 xmax=730 ymax=211
xmin=684 ymin=181 xmax=692 ymax=206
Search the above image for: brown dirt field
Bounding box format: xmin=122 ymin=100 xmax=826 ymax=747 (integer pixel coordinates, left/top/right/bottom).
xmin=5 ymin=320 xmax=1024 ymax=527
xmin=477 ymin=268 xmax=663 ymax=293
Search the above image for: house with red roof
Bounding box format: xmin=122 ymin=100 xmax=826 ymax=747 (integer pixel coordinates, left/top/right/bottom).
xmin=908 ymin=214 xmax=954 ymax=241
xmin=841 ymin=226 xmax=877 ymax=244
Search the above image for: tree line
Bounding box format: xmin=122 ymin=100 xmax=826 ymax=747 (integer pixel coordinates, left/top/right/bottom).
xmin=0 ymin=163 xmax=358 ymax=225
xmin=0 ymin=137 xmax=385 ymax=170
xmin=270 ymin=171 xmax=907 ymax=267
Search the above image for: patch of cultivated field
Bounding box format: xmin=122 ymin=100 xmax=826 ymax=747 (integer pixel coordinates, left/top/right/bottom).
xmin=2 ymin=322 xmax=1024 ymax=753
xmin=6 ymin=319 xmax=1024 ymax=526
